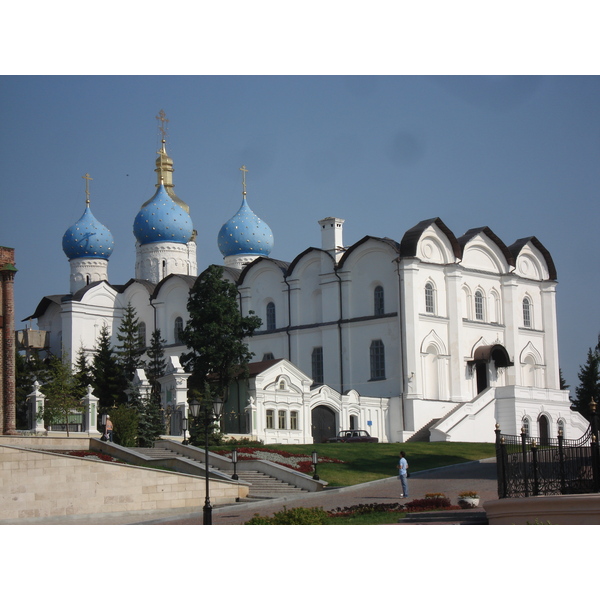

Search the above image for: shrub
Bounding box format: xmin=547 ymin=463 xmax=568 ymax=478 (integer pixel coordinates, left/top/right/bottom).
xmin=245 ymin=506 xmax=329 ymax=525
xmin=457 ymin=490 xmax=479 ymax=498
xmin=328 ymin=503 xmax=404 ymax=517
xmin=110 ymin=405 xmax=139 ymax=447
xmin=405 ymin=494 xmax=459 ymax=512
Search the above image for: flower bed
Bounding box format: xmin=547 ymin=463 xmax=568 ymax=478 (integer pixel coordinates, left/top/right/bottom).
xmin=46 ymin=450 xmax=123 ymax=463
xmin=215 ymin=447 xmax=344 ymax=474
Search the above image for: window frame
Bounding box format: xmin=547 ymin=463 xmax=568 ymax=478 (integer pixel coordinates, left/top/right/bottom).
xmin=370 ymin=339 xmax=386 ymax=381
xmin=266 ymin=409 xmax=274 ymax=429
xmin=266 ymin=302 xmax=276 ymax=331
xmin=174 ymin=316 xmax=184 ymax=344
xmin=374 ymin=285 xmax=384 ymax=316
xmin=522 ymin=296 xmax=532 ymax=328
xmin=311 ymin=346 xmax=324 ymax=385
xmin=278 ymin=409 xmax=286 ymax=430
xmin=474 ymin=290 xmax=485 ymax=321
xmin=425 ymin=282 xmax=435 ymax=314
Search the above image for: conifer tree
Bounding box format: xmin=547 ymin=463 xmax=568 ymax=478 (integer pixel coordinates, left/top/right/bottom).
xmin=180 ymin=265 xmax=261 ymax=445
xmin=116 ymin=302 xmax=146 ymax=382
xmin=74 ymin=346 xmax=94 ymax=390
xmin=136 ymin=329 xmax=166 ymax=447
xmin=574 ymin=346 xmax=600 ymax=421
xmin=92 ymin=325 xmax=128 ymax=411
xmin=180 ymin=265 xmax=262 ymax=400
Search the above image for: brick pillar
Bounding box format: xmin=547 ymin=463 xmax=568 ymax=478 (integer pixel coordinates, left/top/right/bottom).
xmin=2 ymin=269 xmax=17 ymax=434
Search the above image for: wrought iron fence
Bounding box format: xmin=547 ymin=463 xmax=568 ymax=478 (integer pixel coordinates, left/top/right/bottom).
xmin=495 ymin=402 xmax=600 ymax=499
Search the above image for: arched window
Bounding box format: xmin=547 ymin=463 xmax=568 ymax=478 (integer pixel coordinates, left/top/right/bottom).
xmin=474 ymin=290 xmax=485 ymax=321
xmin=138 ymin=321 xmax=146 ymax=348
xmin=374 ymin=286 xmax=384 ymax=316
xmin=370 ymin=340 xmax=386 ymax=380
xmin=312 ymin=347 xmax=324 ymax=384
xmin=425 ymin=282 xmax=435 ymax=314
xmin=266 ymin=302 xmax=276 ymax=331
xmin=523 ymin=297 xmax=532 ymax=328
xmin=174 ymin=317 xmax=184 ymax=344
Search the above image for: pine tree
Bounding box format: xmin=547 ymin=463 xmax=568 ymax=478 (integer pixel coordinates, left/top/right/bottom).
xmin=92 ymin=325 xmax=128 ymax=411
xmin=74 ymin=346 xmax=94 ymax=390
xmin=136 ymin=329 xmax=166 ymax=447
xmin=180 ymin=264 xmax=262 ymax=399
xmin=116 ymin=302 xmax=146 ymax=382
xmin=180 ymin=265 xmax=261 ymax=445
xmin=574 ymin=346 xmax=600 ymax=421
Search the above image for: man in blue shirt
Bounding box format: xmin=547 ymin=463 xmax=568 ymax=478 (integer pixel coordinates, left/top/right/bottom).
xmin=398 ymin=451 xmax=409 ymax=499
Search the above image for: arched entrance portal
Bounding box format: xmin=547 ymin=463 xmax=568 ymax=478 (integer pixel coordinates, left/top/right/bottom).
xmin=311 ymin=405 xmax=337 ymax=443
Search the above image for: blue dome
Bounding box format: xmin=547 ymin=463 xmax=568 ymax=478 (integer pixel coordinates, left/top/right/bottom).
xmin=218 ymin=198 xmax=274 ymax=257
xmin=62 ymin=205 xmax=114 ymax=260
xmin=134 ymin=183 xmax=194 ymax=246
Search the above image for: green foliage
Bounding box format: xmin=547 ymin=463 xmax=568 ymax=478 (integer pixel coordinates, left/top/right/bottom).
xmin=92 ymin=325 xmax=128 ymax=410
xmin=146 ymin=329 xmax=167 ymax=402
xmin=245 ymin=506 xmax=329 ymax=525
xmin=15 ymin=349 xmax=50 ymax=429
xmin=188 ymin=387 xmax=224 ymax=447
xmin=116 ymin=302 xmax=146 ymax=382
xmin=74 ymin=346 xmax=94 ymax=389
xmin=574 ymin=345 xmax=600 ymax=420
xmin=110 ymin=405 xmax=139 ymax=447
xmin=180 ymin=264 xmax=261 ymax=402
xmin=40 ymin=353 xmax=86 ymax=437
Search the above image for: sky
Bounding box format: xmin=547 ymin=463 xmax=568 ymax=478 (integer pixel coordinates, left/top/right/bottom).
xmin=1 ymin=74 xmax=599 ymax=393
xmin=2 ymin=1 xmax=599 ymax=589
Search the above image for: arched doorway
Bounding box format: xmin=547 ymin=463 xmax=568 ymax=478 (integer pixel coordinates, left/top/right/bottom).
xmin=538 ymin=414 xmax=550 ymax=445
xmin=311 ymin=405 xmax=337 ymax=443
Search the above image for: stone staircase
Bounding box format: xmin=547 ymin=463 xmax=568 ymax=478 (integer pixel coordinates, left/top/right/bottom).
xmin=404 ymin=418 xmax=439 ymax=442
xmin=135 ymin=447 xmax=309 ymax=499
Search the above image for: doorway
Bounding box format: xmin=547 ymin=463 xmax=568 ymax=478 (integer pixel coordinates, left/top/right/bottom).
xmin=311 ymin=405 xmax=337 ymax=443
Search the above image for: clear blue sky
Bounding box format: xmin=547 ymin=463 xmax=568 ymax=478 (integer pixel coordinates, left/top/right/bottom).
xmin=1 ymin=75 xmax=598 ymax=392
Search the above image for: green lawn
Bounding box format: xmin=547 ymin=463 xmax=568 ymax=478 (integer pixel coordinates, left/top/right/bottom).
xmin=245 ymin=442 xmax=496 ymax=487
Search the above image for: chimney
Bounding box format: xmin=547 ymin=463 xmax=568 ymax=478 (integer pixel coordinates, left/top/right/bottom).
xmin=318 ymin=217 xmax=345 ymax=261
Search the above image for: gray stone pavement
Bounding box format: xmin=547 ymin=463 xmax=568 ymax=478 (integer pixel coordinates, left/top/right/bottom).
xmin=4 ymin=457 xmax=498 ymax=525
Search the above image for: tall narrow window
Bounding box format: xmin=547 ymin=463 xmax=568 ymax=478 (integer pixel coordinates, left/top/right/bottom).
xmin=174 ymin=317 xmax=184 ymax=344
xmin=262 ymin=352 xmax=274 ymax=361
xmin=374 ymin=286 xmax=384 ymax=316
xmin=425 ymin=282 xmax=435 ymax=314
xmin=523 ymin=297 xmax=532 ymax=328
xmin=312 ymin=346 xmax=324 ymax=385
xmin=290 ymin=411 xmax=299 ymax=430
xmin=266 ymin=409 xmax=274 ymax=429
xmin=278 ymin=410 xmax=286 ymax=429
xmin=474 ymin=291 xmax=484 ymax=321
xmin=266 ymin=302 xmax=276 ymax=331
xmin=370 ymin=340 xmax=386 ymax=380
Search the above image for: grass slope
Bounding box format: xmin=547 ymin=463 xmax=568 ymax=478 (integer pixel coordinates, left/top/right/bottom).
xmin=263 ymin=441 xmax=495 ymax=487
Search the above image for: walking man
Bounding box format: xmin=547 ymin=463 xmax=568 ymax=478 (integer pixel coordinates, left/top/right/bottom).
xmin=398 ymin=451 xmax=409 ymax=499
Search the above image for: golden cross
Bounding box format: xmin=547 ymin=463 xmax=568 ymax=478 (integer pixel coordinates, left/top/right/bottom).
xmin=82 ymin=173 xmax=93 ymax=206
xmin=240 ymin=165 xmax=248 ymax=196
xmin=156 ymin=109 xmax=169 ymax=140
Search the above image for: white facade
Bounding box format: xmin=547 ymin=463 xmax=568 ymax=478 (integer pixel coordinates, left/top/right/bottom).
xmin=26 ymin=140 xmax=590 ymax=444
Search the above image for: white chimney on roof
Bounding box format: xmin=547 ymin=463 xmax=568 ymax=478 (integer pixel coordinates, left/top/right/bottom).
xmin=318 ymin=217 xmax=345 ymax=262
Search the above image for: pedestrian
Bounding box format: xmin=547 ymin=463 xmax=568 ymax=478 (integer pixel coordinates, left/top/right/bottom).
xmin=397 ymin=450 xmax=409 ymax=499
xmin=105 ymin=416 xmax=114 ymax=442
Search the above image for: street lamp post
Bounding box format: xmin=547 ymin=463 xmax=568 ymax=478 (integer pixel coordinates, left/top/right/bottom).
xmin=181 ymin=417 xmax=188 ymax=445
xmin=312 ymin=450 xmax=319 ymax=480
xmin=188 ymin=395 xmax=224 ymax=525
xmin=231 ymin=447 xmax=239 ymax=480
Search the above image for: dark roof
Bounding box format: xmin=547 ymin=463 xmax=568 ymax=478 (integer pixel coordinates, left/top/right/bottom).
xmin=151 ymin=273 xmax=197 ymax=299
xmin=247 ymin=358 xmax=285 ymax=377
xmin=23 ymin=295 xmax=65 ymax=321
xmin=399 ymin=217 xmax=462 ymax=260
xmin=286 ymin=247 xmax=335 ymax=276
xmin=507 ymin=236 xmax=557 ymax=281
xmin=237 ymin=257 xmax=290 ymax=286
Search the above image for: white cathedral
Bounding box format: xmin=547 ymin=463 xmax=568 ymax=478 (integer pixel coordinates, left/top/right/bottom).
xmin=26 ymin=130 xmax=589 ymax=445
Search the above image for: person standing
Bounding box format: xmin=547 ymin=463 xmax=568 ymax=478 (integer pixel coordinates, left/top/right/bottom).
xmin=397 ymin=450 xmax=409 ymax=499
xmin=105 ymin=416 xmax=114 ymax=442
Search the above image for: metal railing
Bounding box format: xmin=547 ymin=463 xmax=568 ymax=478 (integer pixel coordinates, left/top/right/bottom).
xmin=495 ymin=402 xmax=600 ymax=498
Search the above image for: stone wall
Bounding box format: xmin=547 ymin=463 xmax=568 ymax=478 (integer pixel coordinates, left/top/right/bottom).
xmin=0 ymin=442 xmax=245 ymax=521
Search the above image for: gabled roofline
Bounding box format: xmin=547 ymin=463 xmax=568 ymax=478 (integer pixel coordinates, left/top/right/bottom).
xmin=337 ymin=235 xmax=401 ymax=269
xmin=22 ymin=295 xmax=64 ymax=321
xmin=399 ymin=217 xmax=462 ymax=260
xmin=286 ymin=247 xmax=334 ymax=276
xmin=236 ymin=256 xmax=290 ymax=286
xmin=151 ymin=273 xmax=197 ymax=300
xmin=508 ymin=236 xmax=557 ymax=281
xmin=457 ymin=226 xmax=515 ymax=267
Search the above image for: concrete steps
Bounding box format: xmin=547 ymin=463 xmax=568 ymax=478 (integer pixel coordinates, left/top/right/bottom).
xmin=135 ymin=447 xmax=308 ymax=499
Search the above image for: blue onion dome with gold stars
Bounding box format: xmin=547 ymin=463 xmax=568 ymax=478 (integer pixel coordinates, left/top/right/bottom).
xmin=62 ymin=178 xmax=114 ymax=260
xmin=133 ymin=182 xmax=194 ymax=245
xmin=218 ymin=197 xmax=274 ymax=258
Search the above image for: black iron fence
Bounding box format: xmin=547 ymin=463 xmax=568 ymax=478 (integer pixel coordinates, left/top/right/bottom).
xmin=495 ymin=403 xmax=600 ymax=499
